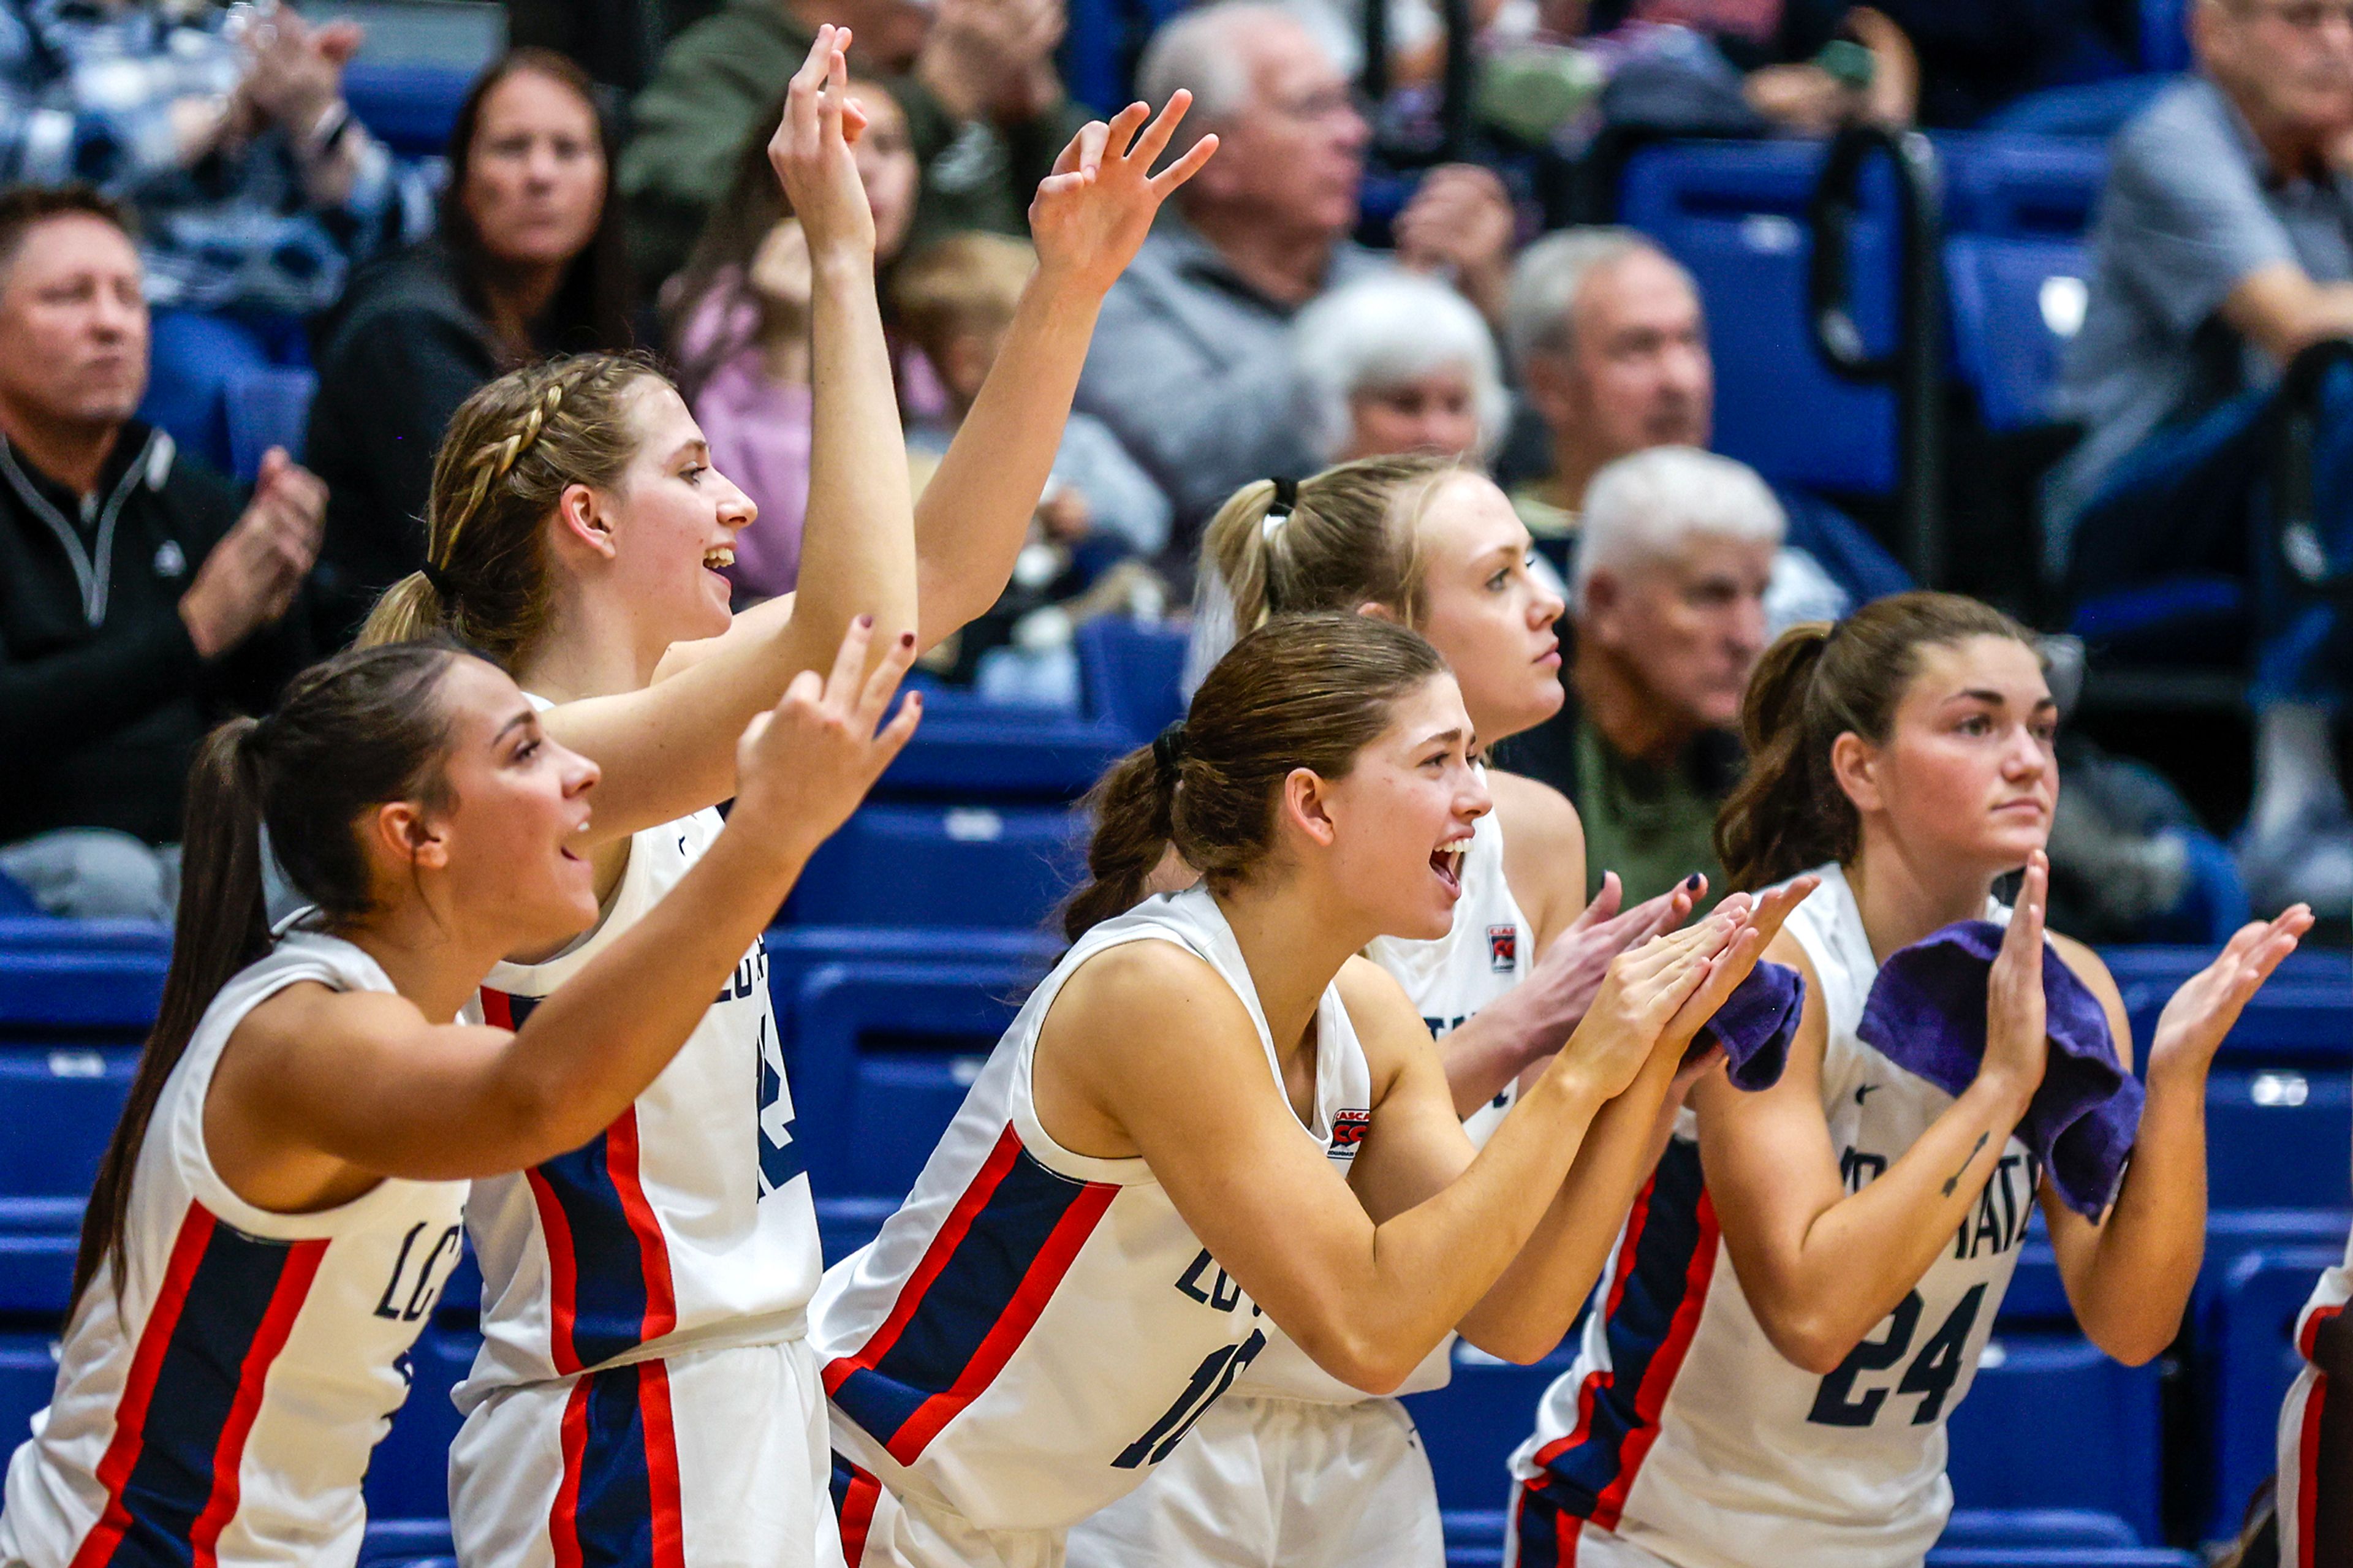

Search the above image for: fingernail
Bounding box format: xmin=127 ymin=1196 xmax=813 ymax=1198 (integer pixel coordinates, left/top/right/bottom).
xmin=857 ymin=613 xmax=873 ymax=629
xmin=899 ymin=631 xmax=915 ymax=648
xmin=1684 ymin=873 xmax=1702 ymax=890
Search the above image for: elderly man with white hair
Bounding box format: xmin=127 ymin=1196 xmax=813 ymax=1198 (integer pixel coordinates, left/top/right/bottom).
xmin=1491 ymin=444 xmax=1798 ymax=907
xmin=1076 ymin=0 xmax=1515 ymax=534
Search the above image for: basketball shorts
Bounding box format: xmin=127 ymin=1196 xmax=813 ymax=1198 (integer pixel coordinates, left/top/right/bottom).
xmin=449 ymin=1336 xmax=843 ymax=1568
xmin=829 ymin=1458 xmax=1062 ymax=1568
xmin=1065 ymin=1393 xmax=1444 ymax=1568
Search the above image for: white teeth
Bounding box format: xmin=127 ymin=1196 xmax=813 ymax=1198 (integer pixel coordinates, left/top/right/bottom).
xmin=703 ymin=547 xmax=735 ymax=569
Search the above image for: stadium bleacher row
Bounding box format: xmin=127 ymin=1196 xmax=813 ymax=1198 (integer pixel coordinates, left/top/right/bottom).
xmin=2 ymin=620 xmax=2347 ymax=1566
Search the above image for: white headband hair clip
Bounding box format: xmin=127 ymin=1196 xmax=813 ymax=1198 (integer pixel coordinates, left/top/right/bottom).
xmin=1260 ymin=475 xmax=1299 ymax=541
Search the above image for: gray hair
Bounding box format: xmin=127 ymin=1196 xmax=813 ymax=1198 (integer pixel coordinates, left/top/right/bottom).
xmin=1573 ymin=446 xmax=1785 ymax=614
xmin=1504 ymin=227 xmax=1686 ymax=372
xmin=1138 ymin=2 xmax=1327 ymax=124
xmin=1289 ymin=270 xmax=1510 ymax=464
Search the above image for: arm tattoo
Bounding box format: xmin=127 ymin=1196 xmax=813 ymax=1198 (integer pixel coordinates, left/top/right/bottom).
xmin=1941 ymin=1132 xmax=1990 ymax=1198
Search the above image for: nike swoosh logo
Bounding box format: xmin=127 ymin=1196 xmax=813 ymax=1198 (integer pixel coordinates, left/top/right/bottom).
xmin=1855 ymin=1084 xmax=1881 ymax=1105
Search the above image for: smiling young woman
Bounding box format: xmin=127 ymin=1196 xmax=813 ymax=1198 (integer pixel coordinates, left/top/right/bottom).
xmin=1505 ymin=591 xmax=2314 ymax=1568
xmin=811 ymin=613 xmax=1803 ymax=1568
xmin=0 ymin=620 xmax=915 ymax=1568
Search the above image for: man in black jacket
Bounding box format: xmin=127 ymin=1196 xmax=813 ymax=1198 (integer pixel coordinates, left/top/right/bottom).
xmin=0 ymin=187 xmax=322 ymax=919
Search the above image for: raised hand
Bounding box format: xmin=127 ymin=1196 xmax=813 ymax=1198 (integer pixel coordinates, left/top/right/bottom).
xmin=729 ymin=616 xmax=923 ymax=861
xmin=768 ymin=25 xmax=878 ymax=262
xmin=1029 ymin=93 xmax=1219 ymax=297
xmin=1496 ymin=871 xmax=1699 ymax=1066
xmin=179 ymin=447 xmax=322 ymax=657
xmin=1656 ymin=876 xmax=1819 ymax=1058
xmin=1981 ymin=850 xmax=2053 ymax=1102
xmin=2146 ymin=903 xmax=2316 ymax=1081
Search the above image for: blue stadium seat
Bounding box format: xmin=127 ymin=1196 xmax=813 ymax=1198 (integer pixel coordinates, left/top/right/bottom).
xmin=1947 ymin=1334 xmax=2163 ymax=1541
xmin=0 ymin=946 xmax=168 ymax=1038
xmin=1945 ymin=236 xmax=2090 ymax=431
xmin=874 ymin=711 xmax=1129 ymax=803
xmin=358 ymin=1518 xmax=456 ymax=1567
xmin=788 ymin=961 xmax=1032 ymax=1200
xmin=1939 ymin=1512 xmax=2143 ymax=1548
xmin=1929 ymin=1544 xmax=2202 ymax=1553
xmin=344 ymin=62 xmax=476 ymax=157
xmin=2204 ymin=1068 xmax=2352 ymax=1210
xmin=1442 ymin=1509 xmax=1504 ymax=1568
xmin=0 ymin=917 xmax=170 ymax=952
xmin=2141 ymin=0 xmax=2191 ymax=72
xmin=1077 ymin=616 xmax=1189 ymax=744
xmin=225 ymin=366 xmax=319 ymax=482
xmin=0 ymin=1047 xmax=135 ymax=1233
xmin=2102 ymin=946 xmax=2353 ymax=1066
xmin=766 ymin=926 xmax=1056 ymax=1051
xmin=1402 ymin=1346 xmax=1571 ymax=1517
xmin=2193 ymin=1241 xmax=2344 ymax=1542
xmin=1939 ymin=134 xmax=2109 ymax=238
xmin=781 ymin=805 xmax=1083 ymax=930
xmin=1 ymin=1331 xmax=57 ymax=1457
xmin=817 ymin=1194 xmax=897 ymax=1266
xmin=1061 ymin=0 xmax=1188 ymax=115
xmin=1618 ymin=140 xmax=1900 ymax=496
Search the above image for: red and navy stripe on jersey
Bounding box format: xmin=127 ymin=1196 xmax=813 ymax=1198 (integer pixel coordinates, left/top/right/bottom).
xmin=70 ymin=1206 xmax=327 ymax=1568
xmin=482 ymin=987 xmax=682 ymax=1376
xmin=828 ymin=1456 xmax=882 ymax=1568
xmin=824 ymin=1124 xmax=1116 ymax=1465
xmin=546 ymin=1359 xmax=689 ymax=1568
xmin=1514 ymin=1140 xmax=1718 ymax=1566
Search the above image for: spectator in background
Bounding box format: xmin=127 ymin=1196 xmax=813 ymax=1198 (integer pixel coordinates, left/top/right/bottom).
xmin=620 ymin=0 xmax=1088 ymax=291
xmin=2048 ymin=0 xmax=2353 ymax=915
xmin=1077 ymin=1 xmax=1514 ymax=535
xmin=1288 ymin=269 xmax=1511 ymax=468
xmin=1491 ymin=446 xmax=1779 ymax=905
xmin=0 ymin=1 xmax=434 ymax=462
xmin=1503 ymin=224 xmax=1905 ymax=615
xmin=665 ymin=69 xmax=922 ymax=600
xmin=0 ymin=187 xmax=320 ymax=919
xmin=305 ymin=50 xmax=631 ymax=643
xmin=895 ymin=229 xmax=1169 ymax=699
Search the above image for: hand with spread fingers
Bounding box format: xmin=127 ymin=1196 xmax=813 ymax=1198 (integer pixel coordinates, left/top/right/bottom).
xmin=768 ymin=25 xmax=879 ymax=263
xmin=1029 ymin=93 xmax=1220 ymax=297
xmin=2146 ymin=903 xmax=2316 ymax=1083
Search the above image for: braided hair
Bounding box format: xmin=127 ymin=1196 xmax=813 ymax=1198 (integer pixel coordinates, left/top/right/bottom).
xmin=359 ymin=352 xmax=664 ymax=667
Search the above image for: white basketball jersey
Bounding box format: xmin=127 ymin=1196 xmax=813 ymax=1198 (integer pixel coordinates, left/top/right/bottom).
xmin=2279 ymin=1224 xmax=2353 ymax=1567
xmin=0 ymin=932 xmax=467 ymax=1568
xmin=458 ymin=806 xmax=820 ymax=1401
xmin=1510 ymin=863 xmax=2037 ymax=1568
xmin=1240 ymin=799 xmax=1534 ymax=1403
xmin=811 ymin=886 xmax=1375 ymax=1534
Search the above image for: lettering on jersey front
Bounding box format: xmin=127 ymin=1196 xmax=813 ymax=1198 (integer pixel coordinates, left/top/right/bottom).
xmin=756 ymin=1010 xmax=803 ymax=1199
xmin=1112 ymin=1328 xmax=1268 ymax=1470
xmin=1423 ymin=1015 xmax=1468 ymax=1040
xmin=1807 ymin=1283 xmax=1987 ymax=1428
xmin=374 ymin=1221 xmax=463 ymax=1324
xmin=1175 ymin=1248 xmax=1246 ymax=1312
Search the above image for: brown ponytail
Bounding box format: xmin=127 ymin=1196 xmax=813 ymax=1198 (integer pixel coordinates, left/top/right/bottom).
xmin=1064 ymin=615 xmax=1450 ymax=939
xmin=358 ymin=352 xmax=667 ymax=667
xmin=1714 ymin=591 xmax=2041 ymax=893
xmin=72 ymin=640 xmax=468 ymax=1312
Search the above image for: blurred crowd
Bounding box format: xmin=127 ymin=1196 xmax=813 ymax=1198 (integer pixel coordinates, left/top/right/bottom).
xmin=1 ymin=0 xmax=2349 ymax=939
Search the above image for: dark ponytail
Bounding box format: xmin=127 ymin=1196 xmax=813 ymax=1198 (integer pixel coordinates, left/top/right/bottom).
xmin=71 ymin=639 xmax=468 ymax=1312
xmin=1064 ymin=615 xmax=1450 ymax=940
xmin=1714 ymin=591 xmax=2040 ymax=893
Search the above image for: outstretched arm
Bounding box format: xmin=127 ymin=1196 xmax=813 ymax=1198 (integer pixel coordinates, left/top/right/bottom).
xmin=669 ymin=92 xmax=1219 ymax=668
xmin=1351 ymin=886 xmax=1807 ymax=1365
xmin=209 ymin=624 xmax=923 ymax=1206
xmin=1039 ymin=912 xmax=1740 ymax=1394
xmin=2042 ymin=908 xmax=2313 ymax=1365
xmin=544 ymin=27 xmax=918 ymax=847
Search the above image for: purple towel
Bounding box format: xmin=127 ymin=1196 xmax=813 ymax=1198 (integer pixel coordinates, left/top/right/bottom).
xmin=1691 ymin=960 xmax=1805 ymax=1091
xmin=1855 ymin=920 xmax=2142 ymax=1221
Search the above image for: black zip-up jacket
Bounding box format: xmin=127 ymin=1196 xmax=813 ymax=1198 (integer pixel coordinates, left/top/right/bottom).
xmin=0 ymin=425 xmax=311 ymax=846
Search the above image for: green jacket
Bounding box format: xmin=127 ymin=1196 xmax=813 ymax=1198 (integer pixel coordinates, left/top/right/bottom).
xmin=620 ymin=0 xmax=1089 ymax=286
